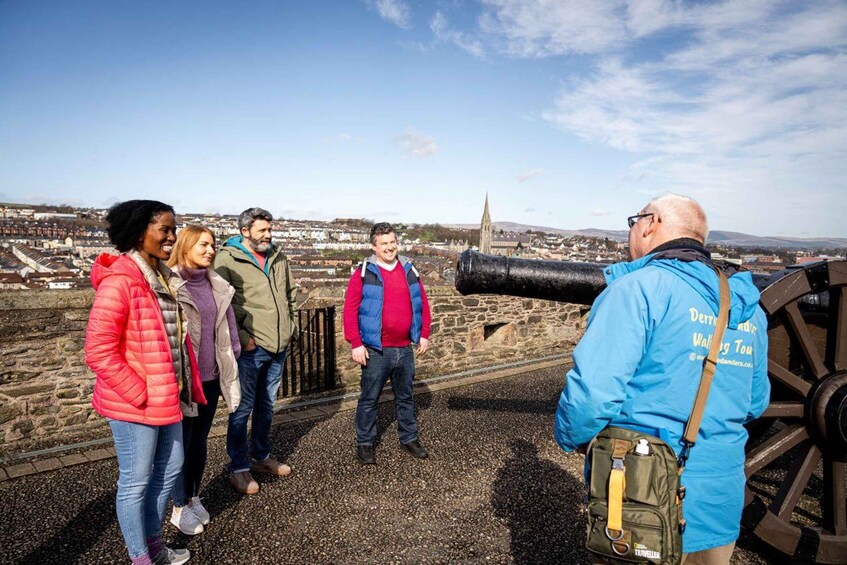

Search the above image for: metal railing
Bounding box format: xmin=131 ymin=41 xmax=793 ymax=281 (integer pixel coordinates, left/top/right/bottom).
xmin=282 ymin=306 xmax=337 ymax=397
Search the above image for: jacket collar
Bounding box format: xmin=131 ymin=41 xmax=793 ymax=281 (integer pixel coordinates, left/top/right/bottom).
xmin=361 ymin=254 xmax=412 ymax=277
xmin=173 ymin=265 xmax=235 ymax=301
xmin=648 ymin=238 xmax=709 ymax=259
xmin=128 ymin=250 xmax=182 ymax=295
xmin=222 ymin=235 xmax=279 ymax=270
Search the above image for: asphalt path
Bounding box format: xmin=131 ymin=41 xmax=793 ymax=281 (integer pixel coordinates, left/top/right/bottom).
xmin=1 ymin=367 xmax=784 ymax=564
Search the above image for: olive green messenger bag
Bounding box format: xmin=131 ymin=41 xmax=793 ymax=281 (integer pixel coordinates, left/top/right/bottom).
xmin=585 ymin=268 xmax=730 ymax=564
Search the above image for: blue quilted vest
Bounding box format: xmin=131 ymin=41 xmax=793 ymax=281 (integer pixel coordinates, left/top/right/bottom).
xmin=358 ymin=256 xmax=423 ymax=350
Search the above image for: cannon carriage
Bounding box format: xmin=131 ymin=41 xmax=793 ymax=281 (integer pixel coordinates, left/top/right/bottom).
xmin=456 ymin=250 xmax=847 ymax=563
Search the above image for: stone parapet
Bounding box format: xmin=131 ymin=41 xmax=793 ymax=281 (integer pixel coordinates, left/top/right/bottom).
xmin=0 ymin=286 xmax=586 ymax=457
xmin=306 ymin=285 xmax=585 ymax=387
xmin=0 ymin=289 xmax=98 ymax=456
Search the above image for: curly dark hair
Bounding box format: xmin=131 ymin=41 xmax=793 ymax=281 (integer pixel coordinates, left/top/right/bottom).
xmin=105 ymin=200 xmax=175 ymax=252
xmin=369 ymin=222 xmax=395 ymax=245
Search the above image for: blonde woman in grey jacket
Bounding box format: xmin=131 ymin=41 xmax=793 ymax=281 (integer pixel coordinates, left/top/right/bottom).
xmin=166 ymin=225 xmax=241 ymax=536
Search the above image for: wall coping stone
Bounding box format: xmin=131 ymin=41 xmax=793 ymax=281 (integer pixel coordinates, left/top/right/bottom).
xmin=0 ymin=289 xmax=93 ymax=310
xmin=0 ymin=355 xmax=570 ymax=480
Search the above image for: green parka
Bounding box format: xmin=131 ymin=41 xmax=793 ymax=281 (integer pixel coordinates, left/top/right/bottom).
xmin=214 ymin=236 xmax=299 ymax=355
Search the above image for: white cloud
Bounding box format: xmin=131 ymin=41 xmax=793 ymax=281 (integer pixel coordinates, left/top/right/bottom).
xmin=394 ymin=128 xmax=439 ymax=158
xmin=366 ymin=0 xmax=413 ymax=30
xmin=431 ymin=11 xmax=485 ymax=58
xmin=536 ymin=1 xmax=847 ymax=231
xmin=591 ymin=207 xmax=610 ymax=217
xmin=516 ymin=168 xmax=544 ymax=182
xmin=18 ymin=194 xmax=86 ymax=207
xmin=478 ymin=0 xmax=628 ymax=57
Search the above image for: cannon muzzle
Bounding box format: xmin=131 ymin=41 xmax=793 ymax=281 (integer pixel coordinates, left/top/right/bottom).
xmin=455 ymin=250 xmax=607 ymax=306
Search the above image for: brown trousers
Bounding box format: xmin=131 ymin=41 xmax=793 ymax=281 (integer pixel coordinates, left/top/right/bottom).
xmin=681 ymin=541 xmax=736 ymax=565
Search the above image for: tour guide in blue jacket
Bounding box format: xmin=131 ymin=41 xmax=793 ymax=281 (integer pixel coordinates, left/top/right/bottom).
xmin=555 ymin=195 xmax=770 ymax=560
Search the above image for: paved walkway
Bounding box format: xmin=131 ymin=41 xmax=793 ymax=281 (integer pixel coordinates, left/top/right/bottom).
xmin=2 ymin=364 xmax=778 ymax=564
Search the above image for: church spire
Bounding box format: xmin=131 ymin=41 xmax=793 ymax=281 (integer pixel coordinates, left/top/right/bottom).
xmin=480 ymin=193 xmax=492 ymax=254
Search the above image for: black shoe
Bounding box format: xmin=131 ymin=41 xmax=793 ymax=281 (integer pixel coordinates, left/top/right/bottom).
xmin=357 ymin=444 xmax=376 ymax=465
xmin=402 ymin=440 xmax=428 ymax=459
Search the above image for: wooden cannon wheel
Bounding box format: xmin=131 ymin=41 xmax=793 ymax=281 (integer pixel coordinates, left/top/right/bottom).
xmin=744 ymin=260 xmax=847 ymax=563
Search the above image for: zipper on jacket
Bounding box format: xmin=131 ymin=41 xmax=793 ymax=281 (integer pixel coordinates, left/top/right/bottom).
xmin=268 ymin=262 xmax=282 ymax=353
xmin=230 ymin=248 xmax=284 ymax=354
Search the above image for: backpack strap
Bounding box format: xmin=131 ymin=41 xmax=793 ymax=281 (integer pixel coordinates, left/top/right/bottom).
xmin=678 ymin=268 xmax=731 ymax=468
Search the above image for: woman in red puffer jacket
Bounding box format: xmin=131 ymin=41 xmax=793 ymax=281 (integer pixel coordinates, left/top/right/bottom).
xmin=86 ymin=200 xmax=201 ymax=565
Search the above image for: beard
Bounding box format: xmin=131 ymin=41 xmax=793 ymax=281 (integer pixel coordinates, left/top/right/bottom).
xmin=248 ymin=235 xmax=271 ymax=253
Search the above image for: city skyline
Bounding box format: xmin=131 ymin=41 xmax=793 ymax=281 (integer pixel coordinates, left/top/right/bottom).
xmin=1 ymin=1 xmax=846 ymax=237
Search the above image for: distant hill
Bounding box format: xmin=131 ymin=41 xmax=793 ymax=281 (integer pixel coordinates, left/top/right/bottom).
xmin=445 ymin=222 xmax=847 ymax=249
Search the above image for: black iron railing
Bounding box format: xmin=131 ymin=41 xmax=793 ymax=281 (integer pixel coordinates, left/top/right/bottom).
xmin=282 ymin=306 xmax=337 ymax=397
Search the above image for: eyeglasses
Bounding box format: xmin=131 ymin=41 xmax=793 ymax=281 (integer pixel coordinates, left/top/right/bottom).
xmin=627 ymin=213 xmax=654 ymax=229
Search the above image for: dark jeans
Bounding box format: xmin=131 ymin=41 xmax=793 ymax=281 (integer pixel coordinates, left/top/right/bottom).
xmin=355 ymin=345 xmax=418 ymax=446
xmin=173 ymin=379 xmax=220 ymax=505
xmin=227 ymin=346 xmax=287 ymax=473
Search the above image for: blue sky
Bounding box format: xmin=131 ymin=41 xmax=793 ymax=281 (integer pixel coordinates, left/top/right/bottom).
xmin=1 ymin=0 xmax=845 ymax=237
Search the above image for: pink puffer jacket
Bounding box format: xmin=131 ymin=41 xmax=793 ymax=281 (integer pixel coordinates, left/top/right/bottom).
xmin=86 ymin=253 xmax=200 ymax=425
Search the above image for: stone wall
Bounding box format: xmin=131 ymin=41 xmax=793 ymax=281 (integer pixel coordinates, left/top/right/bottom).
xmin=0 ymin=287 xmax=586 ymax=457
xmin=305 ymin=285 xmax=586 ymax=387
xmin=0 ymin=290 xmax=96 ymax=456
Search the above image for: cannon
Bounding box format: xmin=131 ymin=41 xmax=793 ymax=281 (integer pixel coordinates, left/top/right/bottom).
xmin=456 ymin=250 xmax=847 ymax=563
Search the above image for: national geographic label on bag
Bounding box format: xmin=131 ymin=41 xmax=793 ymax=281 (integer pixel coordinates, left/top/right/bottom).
xmin=634 ymin=542 xmax=661 ymax=560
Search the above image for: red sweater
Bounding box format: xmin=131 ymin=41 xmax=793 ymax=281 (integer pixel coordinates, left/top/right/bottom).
xmin=343 ymin=262 xmax=431 ymax=348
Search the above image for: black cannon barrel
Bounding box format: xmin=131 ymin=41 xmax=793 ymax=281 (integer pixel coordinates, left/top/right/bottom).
xmin=455 ymin=250 xmax=607 ymax=306
xmin=455 ymin=250 xmax=780 ymax=308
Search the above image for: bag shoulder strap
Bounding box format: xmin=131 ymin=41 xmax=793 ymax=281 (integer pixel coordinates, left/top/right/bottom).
xmin=678 ymin=268 xmax=731 ymax=467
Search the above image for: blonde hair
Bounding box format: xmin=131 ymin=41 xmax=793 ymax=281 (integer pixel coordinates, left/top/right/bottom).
xmin=167 ymin=225 xmax=216 ymax=268
xmin=646 ymin=194 xmax=709 ymax=243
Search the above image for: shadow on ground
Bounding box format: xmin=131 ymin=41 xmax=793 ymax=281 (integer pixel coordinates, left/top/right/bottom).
xmin=492 ymin=439 xmax=588 ymax=563
xmin=447 ymin=394 xmax=559 ymax=415
xmin=19 ymin=492 xmax=116 ymax=564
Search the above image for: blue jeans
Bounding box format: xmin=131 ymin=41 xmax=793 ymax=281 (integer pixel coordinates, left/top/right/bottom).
xmin=109 ymin=419 xmax=183 ymax=559
xmin=355 ymin=345 xmax=419 ymax=445
xmin=227 ymin=345 xmax=286 ymax=473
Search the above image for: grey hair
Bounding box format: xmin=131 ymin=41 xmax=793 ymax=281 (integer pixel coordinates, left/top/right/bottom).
xmin=645 ymin=194 xmax=709 ymax=243
xmin=238 ymin=207 xmax=273 ymax=232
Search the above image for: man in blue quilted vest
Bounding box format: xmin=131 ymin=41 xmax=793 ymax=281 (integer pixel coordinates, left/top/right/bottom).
xmin=343 ymin=222 xmax=432 ymax=465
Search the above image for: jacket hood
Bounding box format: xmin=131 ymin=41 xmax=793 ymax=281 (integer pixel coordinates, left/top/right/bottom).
xmin=605 ymin=254 xmax=760 ymax=328
xmin=361 ymin=254 xmax=414 ymax=276
xmin=222 ymin=235 xmax=278 ymax=267
xmin=364 ymin=254 xmax=412 ymax=267
xmin=90 ymin=253 xmax=144 ymax=290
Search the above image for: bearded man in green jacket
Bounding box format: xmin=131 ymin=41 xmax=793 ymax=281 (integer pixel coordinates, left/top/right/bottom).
xmin=214 ymin=207 xmax=299 ymax=495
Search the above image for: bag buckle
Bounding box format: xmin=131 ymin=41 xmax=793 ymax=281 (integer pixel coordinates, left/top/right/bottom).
xmin=677 ymin=439 xmax=694 ymax=468
xmin=611 ymin=539 xmax=630 ymax=557
xmin=611 ymin=456 xmax=625 ymax=471
xmin=677 ymin=486 xmax=686 ymax=501
xmin=605 ymin=526 xmax=625 ymax=541
xmin=679 ymin=519 xmax=687 ymax=534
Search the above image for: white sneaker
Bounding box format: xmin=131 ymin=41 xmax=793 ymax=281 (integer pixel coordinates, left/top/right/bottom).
xmin=188 ymin=496 xmax=210 ymax=526
xmin=170 ymin=504 xmax=204 ymax=535
xmin=153 ymin=545 xmax=191 ymax=564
